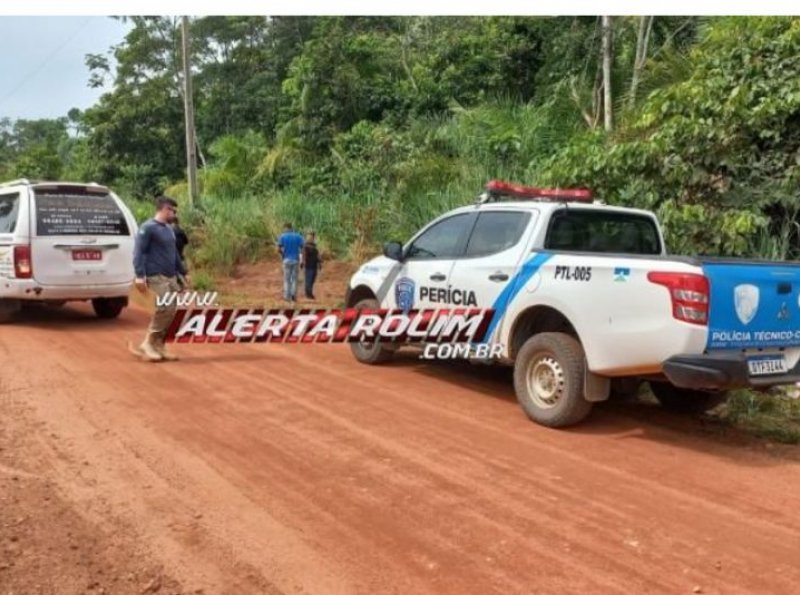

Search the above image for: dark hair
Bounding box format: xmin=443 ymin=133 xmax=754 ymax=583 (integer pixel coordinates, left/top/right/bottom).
xmin=283 ymin=222 xmax=292 ymax=230
xmin=155 ymin=196 xmax=178 ymax=210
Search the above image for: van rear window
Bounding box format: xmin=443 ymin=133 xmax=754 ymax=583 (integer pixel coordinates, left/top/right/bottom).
xmin=0 ymin=193 xmax=20 ymax=234
xmin=34 ymin=191 xmax=130 ymax=236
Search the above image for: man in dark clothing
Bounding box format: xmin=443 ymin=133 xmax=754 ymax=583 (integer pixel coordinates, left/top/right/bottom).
xmin=172 ymin=217 xmax=189 ymax=261
xmin=132 ymin=196 xmax=188 ymax=362
xmin=302 ymin=231 xmax=322 ymax=300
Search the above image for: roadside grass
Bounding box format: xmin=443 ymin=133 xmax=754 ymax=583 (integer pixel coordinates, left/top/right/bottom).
xmin=713 ymin=389 xmax=800 ymax=444
xmin=189 ymin=270 xmax=215 ymax=291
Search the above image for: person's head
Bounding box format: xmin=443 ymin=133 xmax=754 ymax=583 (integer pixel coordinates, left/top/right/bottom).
xmin=155 ymin=195 xmax=178 ymax=224
xmin=283 ymin=222 xmax=293 ymax=232
xmin=307 ymin=231 xmax=316 ymax=242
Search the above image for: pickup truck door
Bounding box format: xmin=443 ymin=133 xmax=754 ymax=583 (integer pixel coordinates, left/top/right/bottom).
xmin=383 ymin=212 xmax=476 ymax=310
xmin=447 ymin=209 xmax=538 ymax=336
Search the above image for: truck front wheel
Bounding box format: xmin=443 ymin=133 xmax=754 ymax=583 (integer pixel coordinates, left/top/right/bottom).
xmin=349 ymin=298 xmax=396 ymax=365
xmin=513 ymin=332 xmax=593 ymax=427
xmin=649 ymin=382 xmax=726 ymax=413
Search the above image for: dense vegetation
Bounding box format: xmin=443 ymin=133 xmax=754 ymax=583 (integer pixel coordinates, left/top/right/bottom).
xmin=2 ymin=16 xmax=799 ymax=273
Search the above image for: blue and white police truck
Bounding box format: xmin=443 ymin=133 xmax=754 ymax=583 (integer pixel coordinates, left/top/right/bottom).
xmin=346 ymin=180 xmax=800 ymax=428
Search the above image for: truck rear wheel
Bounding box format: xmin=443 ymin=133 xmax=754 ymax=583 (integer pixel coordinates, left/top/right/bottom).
xmin=349 ymin=298 xmax=395 ymax=365
xmin=92 ymin=297 xmax=126 ymax=320
xmin=649 ymin=382 xmax=726 ymax=413
xmin=513 ymin=332 xmax=593 ymax=427
xmin=0 ymin=299 xmax=20 ymax=323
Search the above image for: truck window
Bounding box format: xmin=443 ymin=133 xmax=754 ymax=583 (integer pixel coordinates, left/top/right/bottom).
xmin=406 ymin=213 xmax=473 ymax=260
xmin=34 ymin=189 xmax=130 ymax=236
xmin=465 ymin=211 xmax=531 ymax=257
xmin=0 ymin=193 xmax=20 ymax=234
xmin=545 ymin=210 xmax=661 ymax=255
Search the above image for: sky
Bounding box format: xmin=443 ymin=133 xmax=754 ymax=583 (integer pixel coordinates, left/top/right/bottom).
xmin=0 ymin=16 xmax=130 ymax=121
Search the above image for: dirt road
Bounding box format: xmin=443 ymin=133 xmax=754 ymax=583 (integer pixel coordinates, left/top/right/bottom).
xmin=2 ymin=304 xmax=799 ymax=594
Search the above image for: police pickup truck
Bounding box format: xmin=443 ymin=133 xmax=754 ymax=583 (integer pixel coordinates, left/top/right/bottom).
xmin=345 ymin=180 xmax=800 ymax=427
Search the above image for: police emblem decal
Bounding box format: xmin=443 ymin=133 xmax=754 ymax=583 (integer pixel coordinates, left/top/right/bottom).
xmin=734 ymin=284 xmax=759 ymax=325
xmin=395 ymin=277 xmax=416 ymax=311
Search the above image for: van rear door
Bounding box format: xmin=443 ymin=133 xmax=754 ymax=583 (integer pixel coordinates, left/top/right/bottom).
xmin=30 ymin=185 xmax=135 ymax=287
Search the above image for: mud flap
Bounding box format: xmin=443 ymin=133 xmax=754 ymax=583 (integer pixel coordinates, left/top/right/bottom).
xmin=584 ymin=368 xmax=611 ymax=402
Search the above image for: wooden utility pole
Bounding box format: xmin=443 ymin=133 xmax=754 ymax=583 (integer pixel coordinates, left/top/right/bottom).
xmin=181 ymin=16 xmax=199 ymax=207
xmin=601 ymin=15 xmax=614 ymax=132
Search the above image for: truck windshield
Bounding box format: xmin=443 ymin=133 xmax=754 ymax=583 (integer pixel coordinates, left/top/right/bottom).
xmin=34 ymin=189 xmax=130 ymax=236
xmin=545 ymin=209 xmax=661 ymax=255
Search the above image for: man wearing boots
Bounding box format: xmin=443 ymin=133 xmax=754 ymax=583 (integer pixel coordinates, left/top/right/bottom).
xmin=132 ymin=196 xmax=188 ymax=362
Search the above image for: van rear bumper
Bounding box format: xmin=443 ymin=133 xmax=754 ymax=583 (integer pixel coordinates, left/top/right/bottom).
xmin=663 ymin=352 xmax=800 ymax=390
xmin=0 ymin=278 xmax=132 ymax=301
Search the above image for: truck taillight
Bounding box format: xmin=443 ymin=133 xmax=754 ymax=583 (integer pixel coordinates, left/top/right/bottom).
xmin=14 ymin=245 xmax=32 ymax=279
xmin=647 ymin=272 xmax=709 ymax=326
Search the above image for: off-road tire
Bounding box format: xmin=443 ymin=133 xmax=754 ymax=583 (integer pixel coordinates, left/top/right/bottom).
xmin=513 ymin=332 xmax=593 ymax=427
xmin=92 ymin=297 xmax=126 ymax=320
xmin=349 ymin=297 xmax=395 ymax=364
xmin=0 ymin=299 xmax=20 ymax=323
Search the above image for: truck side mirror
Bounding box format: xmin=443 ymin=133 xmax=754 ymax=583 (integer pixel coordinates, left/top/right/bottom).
xmin=383 ymin=241 xmax=404 ymax=261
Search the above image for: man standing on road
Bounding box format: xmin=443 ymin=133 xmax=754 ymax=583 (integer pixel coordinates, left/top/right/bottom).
xmin=277 ymin=222 xmax=304 ymax=302
xmin=172 ymin=216 xmax=189 ymax=261
xmin=301 ymin=231 xmax=322 ymax=300
xmin=132 ymin=196 xmax=188 ymax=362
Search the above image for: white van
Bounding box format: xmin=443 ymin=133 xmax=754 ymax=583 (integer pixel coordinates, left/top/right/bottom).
xmin=0 ymin=179 xmax=138 ymax=322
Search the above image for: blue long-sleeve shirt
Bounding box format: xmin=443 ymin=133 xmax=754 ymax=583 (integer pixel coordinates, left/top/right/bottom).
xmin=133 ymin=219 xmax=187 ymax=278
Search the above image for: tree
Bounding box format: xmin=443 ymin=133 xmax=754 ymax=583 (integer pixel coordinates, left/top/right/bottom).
xmin=629 ymin=16 xmax=654 ymax=107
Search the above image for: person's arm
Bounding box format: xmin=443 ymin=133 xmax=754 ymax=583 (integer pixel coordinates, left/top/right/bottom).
xmin=133 ymin=224 xmax=152 ymax=291
xmin=277 ymin=233 xmax=285 ymax=258
xmin=298 ymin=235 xmax=305 ymax=267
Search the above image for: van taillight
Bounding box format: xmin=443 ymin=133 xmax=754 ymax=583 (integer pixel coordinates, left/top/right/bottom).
xmin=647 ymin=272 xmax=709 ymax=325
xmin=14 ymin=245 xmax=32 ymax=279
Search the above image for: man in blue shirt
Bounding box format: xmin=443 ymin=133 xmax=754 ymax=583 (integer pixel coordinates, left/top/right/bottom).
xmin=132 ymin=196 xmax=188 ymax=362
xmin=277 ymin=222 xmax=304 ymax=302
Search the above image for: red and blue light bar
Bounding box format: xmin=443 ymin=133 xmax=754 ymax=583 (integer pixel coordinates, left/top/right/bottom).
xmin=484 ymin=180 xmax=593 ymax=202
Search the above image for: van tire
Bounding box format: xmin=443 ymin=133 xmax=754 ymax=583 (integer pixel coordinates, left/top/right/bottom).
xmin=0 ymin=299 xmax=21 ymax=323
xmin=92 ymin=297 xmax=126 ymax=319
xmin=349 ymin=298 xmax=395 ymax=364
xmin=513 ymin=332 xmax=593 ymax=427
xmin=649 ymin=382 xmax=726 ymax=413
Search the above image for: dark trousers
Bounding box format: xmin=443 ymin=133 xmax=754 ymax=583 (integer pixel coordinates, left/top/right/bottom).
xmin=304 ymin=266 xmax=318 ymax=298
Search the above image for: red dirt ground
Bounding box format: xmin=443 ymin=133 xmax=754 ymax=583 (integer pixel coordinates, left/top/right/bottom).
xmin=1 ymin=300 xmax=799 ymax=594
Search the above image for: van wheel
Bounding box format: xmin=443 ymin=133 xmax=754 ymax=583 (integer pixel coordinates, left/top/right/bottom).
xmin=513 ymin=332 xmax=593 ymax=428
xmin=649 ymin=382 xmax=727 ymax=413
xmin=0 ymin=299 xmax=21 ymax=323
xmin=349 ymin=298 xmax=395 ymax=365
xmin=92 ymin=298 xmax=126 ymax=319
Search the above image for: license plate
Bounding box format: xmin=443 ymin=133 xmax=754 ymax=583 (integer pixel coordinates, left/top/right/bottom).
xmin=72 ymin=249 xmax=102 ymax=261
xmin=747 ymin=356 xmax=788 ymax=376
